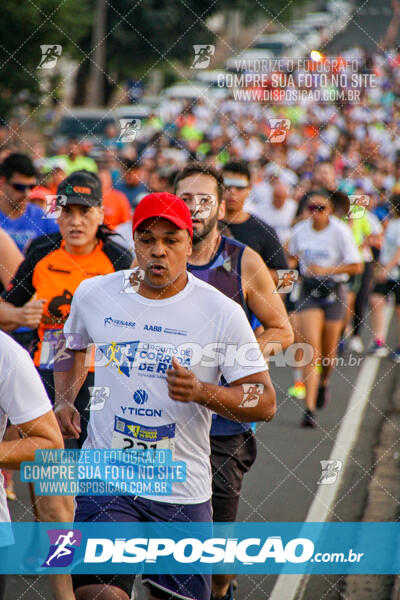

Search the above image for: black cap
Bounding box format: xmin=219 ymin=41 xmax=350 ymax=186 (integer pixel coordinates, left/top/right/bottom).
xmin=56 ymin=170 xmax=101 ymax=207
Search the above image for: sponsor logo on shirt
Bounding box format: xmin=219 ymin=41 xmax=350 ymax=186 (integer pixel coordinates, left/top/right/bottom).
xmin=163 ymin=328 xmax=188 ymax=336
xmin=133 ymin=389 xmax=148 ymax=404
xmin=43 ymin=289 xmax=72 ymax=325
xmin=97 ymin=341 xmax=191 ymax=379
xmin=98 ymin=341 xmax=140 ymax=377
xmin=304 ymin=248 xmax=330 ymax=261
xmin=120 ymin=405 xmax=163 ymax=418
xmin=104 ymin=317 xmax=136 ymax=329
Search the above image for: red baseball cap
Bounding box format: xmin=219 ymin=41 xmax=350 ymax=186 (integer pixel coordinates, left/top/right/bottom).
xmin=132 ymin=192 xmax=193 ymax=239
xmin=29 ymin=185 xmax=51 ymax=202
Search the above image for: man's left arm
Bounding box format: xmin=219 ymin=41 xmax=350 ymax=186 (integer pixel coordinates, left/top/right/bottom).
xmin=167 ymin=302 xmax=277 ymax=422
xmin=167 ymin=358 xmax=276 ymax=423
xmin=242 ymin=246 xmax=294 ymax=356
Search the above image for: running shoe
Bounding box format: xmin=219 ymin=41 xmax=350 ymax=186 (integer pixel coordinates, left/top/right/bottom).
xmin=389 ymin=347 xmax=400 ymax=363
xmin=348 ymin=335 xmax=364 ymax=354
xmin=288 ymin=381 xmax=306 ymax=400
xmin=316 ymin=384 xmax=330 ymax=410
xmin=211 ymin=582 xmax=236 ymax=600
xmin=301 ymin=409 xmax=317 ymax=428
xmin=367 ymin=340 xmax=389 ymax=357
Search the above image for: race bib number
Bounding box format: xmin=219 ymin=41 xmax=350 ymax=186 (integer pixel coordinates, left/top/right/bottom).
xmin=111 ymin=416 xmax=176 ymax=452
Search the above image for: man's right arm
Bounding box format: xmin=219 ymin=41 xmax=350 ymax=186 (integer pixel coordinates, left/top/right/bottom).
xmin=0 ymin=299 xmax=45 ymax=331
xmin=54 ymin=348 xmax=90 ymax=439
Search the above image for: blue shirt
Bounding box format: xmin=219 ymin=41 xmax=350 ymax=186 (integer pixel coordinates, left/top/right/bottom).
xmin=0 ymin=204 xmax=59 ymax=253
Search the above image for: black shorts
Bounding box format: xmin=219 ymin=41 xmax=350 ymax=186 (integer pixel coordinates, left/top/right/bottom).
xmin=211 ymin=430 xmax=257 ymax=522
xmin=38 ymin=369 xmax=94 ymax=448
xmin=373 ymin=280 xmax=400 ymax=305
xmin=295 ymin=283 xmax=346 ymax=321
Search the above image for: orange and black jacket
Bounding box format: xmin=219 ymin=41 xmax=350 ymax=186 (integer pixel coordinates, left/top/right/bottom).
xmin=2 ymin=232 xmax=132 ymax=367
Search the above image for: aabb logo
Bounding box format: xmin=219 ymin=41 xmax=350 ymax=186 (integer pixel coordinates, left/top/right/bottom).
xmin=144 ymin=324 xmax=162 ymax=332
xmin=42 ymin=529 xmax=82 ymax=567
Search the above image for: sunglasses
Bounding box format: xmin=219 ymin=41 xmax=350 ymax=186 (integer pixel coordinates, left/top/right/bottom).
xmin=308 ymin=203 xmax=328 ymax=213
xmin=8 ymin=182 xmax=36 ymax=192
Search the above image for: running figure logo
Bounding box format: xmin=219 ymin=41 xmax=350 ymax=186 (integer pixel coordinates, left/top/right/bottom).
xmin=86 ymin=386 xmax=110 ymax=411
xmin=104 ymin=342 xmax=124 ymax=374
xmin=38 ymin=45 xmax=62 ymax=69
xmin=42 ymin=195 xmax=66 ymax=219
xmin=118 ymin=119 xmax=141 ymax=142
xmin=42 ymin=529 xmax=82 ymax=567
xmin=267 ymin=119 xmax=291 ymax=144
xmin=99 ymin=341 xmax=139 ymax=378
xmin=239 ymin=383 xmax=264 ymax=408
xmin=318 ymin=460 xmax=342 ymax=485
xmin=191 ymin=45 xmax=215 ymax=69
xmin=120 ymin=269 xmax=145 ymax=294
xmin=274 ymin=269 xmax=299 ymax=294
xmin=348 ymin=195 xmax=370 ymax=220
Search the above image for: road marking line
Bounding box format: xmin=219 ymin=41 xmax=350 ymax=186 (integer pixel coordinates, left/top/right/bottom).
xmin=269 ymin=304 xmax=393 ymax=600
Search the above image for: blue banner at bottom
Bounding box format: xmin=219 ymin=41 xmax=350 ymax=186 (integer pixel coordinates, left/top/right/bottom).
xmin=0 ymin=522 xmax=398 ymax=574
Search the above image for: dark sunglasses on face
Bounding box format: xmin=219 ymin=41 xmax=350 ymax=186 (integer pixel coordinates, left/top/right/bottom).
xmin=8 ymin=182 xmax=36 ymax=192
xmin=308 ymin=203 xmax=328 ymax=213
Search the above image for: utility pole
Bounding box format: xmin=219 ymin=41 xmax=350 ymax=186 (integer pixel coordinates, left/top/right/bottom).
xmin=86 ymin=0 xmax=107 ymax=106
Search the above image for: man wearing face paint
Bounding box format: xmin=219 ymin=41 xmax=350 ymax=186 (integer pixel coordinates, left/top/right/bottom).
xmin=174 ymin=164 xmax=293 ymax=600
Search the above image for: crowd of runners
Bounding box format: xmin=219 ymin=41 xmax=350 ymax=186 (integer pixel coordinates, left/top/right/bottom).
xmin=0 ymin=44 xmax=399 ymax=600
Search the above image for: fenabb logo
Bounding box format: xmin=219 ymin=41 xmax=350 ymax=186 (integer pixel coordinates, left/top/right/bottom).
xmin=83 ymin=535 xmax=315 ymax=564
xmin=104 ymin=317 xmax=136 ymax=329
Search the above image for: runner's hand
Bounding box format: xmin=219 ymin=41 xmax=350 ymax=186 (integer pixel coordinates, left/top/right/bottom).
xmin=54 ymin=402 xmax=81 ymax=439
xmin=20 ymin=299 xmax=46 ymax=328
xmin=167 ymin=357 xmax=202 ymax=403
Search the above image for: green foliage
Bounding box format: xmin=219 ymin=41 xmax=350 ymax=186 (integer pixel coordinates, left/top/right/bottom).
xmin=0 ymin=0 xmax=91 ymax=119
xmin=0 ymin=0 xmax=306 ymax=114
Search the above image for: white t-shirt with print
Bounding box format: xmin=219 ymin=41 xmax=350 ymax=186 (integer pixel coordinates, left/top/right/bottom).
xmin=288 ymin=216 xmax=361 ymax=282
xmin=0 ymin=332 xmax=52 ymax=522
xmin=380 ymin=218 xmax=400 ymax=279
xmin=64 ymin=271 xmax=267 ymax=504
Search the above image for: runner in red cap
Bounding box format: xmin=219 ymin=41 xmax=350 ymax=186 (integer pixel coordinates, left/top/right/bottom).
xmin=132 ymin=192 xmax=193 ymax=239
xmin=55 ymin=190 xmax=276 ymax=600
